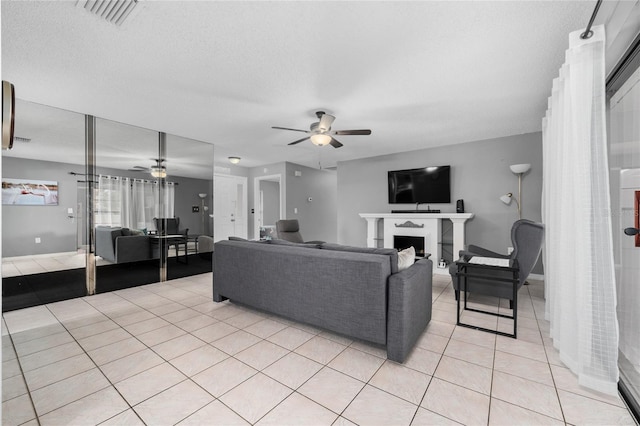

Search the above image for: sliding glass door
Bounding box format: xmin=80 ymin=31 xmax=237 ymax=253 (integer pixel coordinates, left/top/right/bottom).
xmin=609 ymin=59 xmax=640 ymax=416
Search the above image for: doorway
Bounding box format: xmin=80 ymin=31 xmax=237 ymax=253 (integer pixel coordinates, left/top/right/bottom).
xmin=214 ymin=174 xmax=248 ymax=241
xmin=254 ymin=174 xmax=283 ymax=240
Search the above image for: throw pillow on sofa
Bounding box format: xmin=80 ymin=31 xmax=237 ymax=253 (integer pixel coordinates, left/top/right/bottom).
xmin=397 ymin=246 xmax=416 ymax=271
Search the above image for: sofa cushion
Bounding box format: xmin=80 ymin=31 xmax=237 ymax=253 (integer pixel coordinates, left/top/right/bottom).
xmin=269 ymin=238 xmax=322 ymax=249
xmin=129 ymin=228 xmax=145 ymax=236
xmin=321 ymin=243 xmax=399 ymax=274
xmin=120 ymin=228 xmax=132 ymax=236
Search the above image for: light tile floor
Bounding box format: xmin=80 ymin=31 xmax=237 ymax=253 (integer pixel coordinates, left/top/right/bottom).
xmin=2 ymin=244 xmax=199 ymax=277
xmin=2 ymin=273 xmax=637 ymax=425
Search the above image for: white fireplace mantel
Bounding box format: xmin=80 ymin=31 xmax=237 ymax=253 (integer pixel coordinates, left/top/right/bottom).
xmin=359 ymin=213 xmax=474 ymax=274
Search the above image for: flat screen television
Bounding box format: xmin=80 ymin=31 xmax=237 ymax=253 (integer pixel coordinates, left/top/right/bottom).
xmin=388 ymin=166 xmax=451 ymax=204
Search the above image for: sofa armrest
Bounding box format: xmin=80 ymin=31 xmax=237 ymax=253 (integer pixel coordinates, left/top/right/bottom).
xmin=386 ymin=258 xmax=433 ymax=363
xmin=115 ymin=236 xmax=153 ymax=263
xmin=95 ymin=227 xmax=117 ymax=263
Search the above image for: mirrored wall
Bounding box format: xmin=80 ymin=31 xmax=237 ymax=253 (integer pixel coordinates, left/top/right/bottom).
xmin=2 ymin=100 xmax=214 ymax=311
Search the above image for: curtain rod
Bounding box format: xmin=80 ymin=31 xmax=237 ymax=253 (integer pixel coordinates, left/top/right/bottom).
xmin=69 ymin=172 xmax=178 ymax=185
xmin=98 ymin=174 xmax=178 ymax=185
xmin=581 ymin=0 xmax=602 ymax=39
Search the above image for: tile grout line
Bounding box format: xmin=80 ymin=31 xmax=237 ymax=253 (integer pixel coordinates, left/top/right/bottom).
xmin=2 ymin=318 xmax=41 ymax=426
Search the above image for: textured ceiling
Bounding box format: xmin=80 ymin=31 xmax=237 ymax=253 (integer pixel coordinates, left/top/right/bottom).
xmin=1 ymin=1 xmax=596 ymax=170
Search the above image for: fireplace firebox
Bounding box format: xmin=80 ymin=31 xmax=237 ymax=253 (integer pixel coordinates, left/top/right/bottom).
xmin=394 ymin=235 xmax=426 ymax=257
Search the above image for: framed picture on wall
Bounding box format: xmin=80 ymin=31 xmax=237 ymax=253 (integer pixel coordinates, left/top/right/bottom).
xmin=1 ymin=178 xmax=59 ymax=205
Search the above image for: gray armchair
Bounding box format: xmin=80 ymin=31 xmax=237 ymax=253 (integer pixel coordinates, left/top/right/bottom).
xmin=153 ymin=217 xmax=188 ymax=237
xmin=449 ymin=219 xmax=544 ymax=306
xmin=275 ymin=219 xmax=325 ymax=244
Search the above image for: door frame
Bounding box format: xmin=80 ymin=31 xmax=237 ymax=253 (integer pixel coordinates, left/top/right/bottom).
xmin=214 ymin=173 xmax=248 ymax=241
xmin=253 ymin=174 xmax=283 ymax=240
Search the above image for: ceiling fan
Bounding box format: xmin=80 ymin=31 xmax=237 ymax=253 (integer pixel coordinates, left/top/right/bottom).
xmin=129 ymin=158 xmax=167 ymax=178
xmin=272 ymin=111 xmax=371 ymax=148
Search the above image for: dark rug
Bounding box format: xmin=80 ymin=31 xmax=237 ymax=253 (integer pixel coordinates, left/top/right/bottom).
xmin=2 ymin=254 xmax=212 ymax=312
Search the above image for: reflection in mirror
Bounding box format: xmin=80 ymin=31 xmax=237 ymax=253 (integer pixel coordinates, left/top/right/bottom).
xmin=94 ymin=118 xmax=161 ymax=292
xmin=1 ymin=102 xmax=215 ymax=310
xmin=165 ymin=134 xmax=214 ymax=280
xmin=2 ymin=99 xmax=86 ymax=311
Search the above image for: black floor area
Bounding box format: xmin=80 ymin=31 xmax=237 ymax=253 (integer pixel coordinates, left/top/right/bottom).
xmin=2 ymin=254 xmax=212 ymax=312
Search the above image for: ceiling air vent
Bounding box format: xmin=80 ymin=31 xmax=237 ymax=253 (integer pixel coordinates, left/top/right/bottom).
xmin=13 ymin=136 xmax=31 ymax=143
xmin=76 ymin=0 xmax=139 ymax=26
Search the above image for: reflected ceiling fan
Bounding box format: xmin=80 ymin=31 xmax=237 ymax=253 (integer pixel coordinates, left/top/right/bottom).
xmin=128 ymin=158 xmax=167 ymax=178
xmin=272 ymin=111 xmax=371 ymax=148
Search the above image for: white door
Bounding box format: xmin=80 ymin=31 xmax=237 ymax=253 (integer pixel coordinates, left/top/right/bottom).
xmin=214 ymin=174 xmax=247 ymax=242
xmin=609 ymin=64 xmax=640 ymax=407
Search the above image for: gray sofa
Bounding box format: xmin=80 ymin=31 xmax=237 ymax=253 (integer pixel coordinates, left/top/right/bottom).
xmin=95 ymin=226 xmax=157 ymax=264
xmin=213 ymin=239 xmax=433 ymax=363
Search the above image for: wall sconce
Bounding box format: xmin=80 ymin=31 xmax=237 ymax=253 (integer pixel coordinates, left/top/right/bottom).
xmin=228 ymin=156 xmax=241 ymax=164
xmin=500 ymin=163 xmax=531 ymax=219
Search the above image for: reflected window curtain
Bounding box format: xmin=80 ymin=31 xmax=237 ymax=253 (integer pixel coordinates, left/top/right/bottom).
xmin=95 ymin=175 xmax=123 ymax=227
xmin=131 ymin=179 xmax=158 ymax=231
xmin=95 ymin=176 xmax=175 ymax=231
xmin=542 ymin=25 xmax=618 ymax=394
xmin=120 ymin=177 xmax=132 ymax=228
xmin=164 ymin=182 xmax=176 ymax=218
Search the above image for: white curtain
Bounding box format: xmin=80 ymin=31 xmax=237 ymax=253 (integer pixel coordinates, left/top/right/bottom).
xmin=96 ymin=176 xmax=125 ymax=227
xmin=96 ymin=175 xmax=175 ymax=231
xmin=542 ymin=25 xmax=619 ymax=395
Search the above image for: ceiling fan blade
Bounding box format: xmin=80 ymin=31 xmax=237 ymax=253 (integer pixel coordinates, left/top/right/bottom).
xmin=272 ymin=126 xmax=309 ymax=134
xmin=329 ymin=137 xmax=343 ymax=148
xmin=332 ymin=129 xmax=371 ymax=135
xmin=288 ymin=136 xmax=310 ymax=146
xmin=318 ymin=113 xmax=336 ymax=131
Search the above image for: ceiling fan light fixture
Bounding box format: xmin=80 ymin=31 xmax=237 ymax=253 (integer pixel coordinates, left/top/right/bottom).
xmin=310 ymin=134 xmax=332 ymax=146
xmin=150 ymin=166 xmax=166 ymax=178
xmin=228 ymin=156 xmax=241 ymax=164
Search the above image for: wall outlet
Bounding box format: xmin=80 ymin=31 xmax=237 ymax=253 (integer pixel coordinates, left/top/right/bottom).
xmin=192 ymin=205 xmax=200 ymax=213
xmin=294 ymin=207 xmax=298 ymax=214
xmin=507 ymin=246 xmax=514 ymax=254
xmin=35 ymin=237 xmax=41 ymax=244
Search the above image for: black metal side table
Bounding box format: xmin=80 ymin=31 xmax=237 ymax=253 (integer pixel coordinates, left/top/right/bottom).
xmin=455 ymin=258 xmax=520 ymax=338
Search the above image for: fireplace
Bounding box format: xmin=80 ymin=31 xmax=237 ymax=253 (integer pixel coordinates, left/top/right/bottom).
xmin=394 ymin=235 xmax=426 ymax=257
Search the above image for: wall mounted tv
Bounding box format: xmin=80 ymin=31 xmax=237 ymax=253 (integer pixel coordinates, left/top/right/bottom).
xmin=388 ymin=166 xmax=451 ymax=204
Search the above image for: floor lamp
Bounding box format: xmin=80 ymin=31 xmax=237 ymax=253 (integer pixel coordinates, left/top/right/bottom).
xmin=500 ymin=163 xmax=531 ymax=219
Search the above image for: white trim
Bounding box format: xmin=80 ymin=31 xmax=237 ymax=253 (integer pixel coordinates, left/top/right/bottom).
xmin=253 ymin=174 xmax=283 ymax=239
xmin=528 ymin=273 xmax=544 ymax=281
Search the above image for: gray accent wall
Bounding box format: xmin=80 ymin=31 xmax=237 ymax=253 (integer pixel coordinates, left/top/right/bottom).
xmin=337 ymin=132 xmax=543 ymax=273
xmin=2 ymin=157 xmax=79 ymax=257
xmin=3 ymin=157 xmax=214 ymax=257
xmin=285 ymin=163 xmax=337 ymax=244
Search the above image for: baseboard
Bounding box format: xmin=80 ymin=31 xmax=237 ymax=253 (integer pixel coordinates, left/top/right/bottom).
xmin=528 ymin=273 xmax=544 ymax=281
